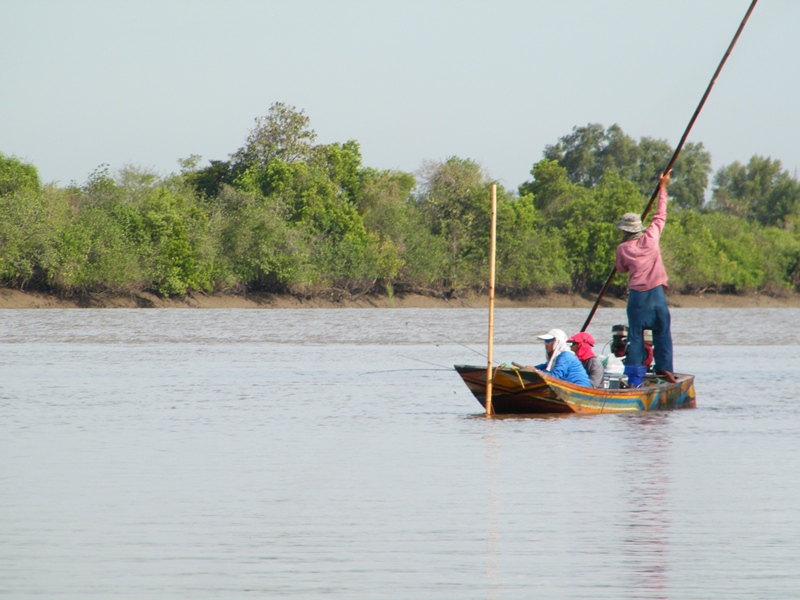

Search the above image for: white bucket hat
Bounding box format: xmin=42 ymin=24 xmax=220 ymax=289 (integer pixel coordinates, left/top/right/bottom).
xmin=537 ymin=328 xmax=566 ymax=342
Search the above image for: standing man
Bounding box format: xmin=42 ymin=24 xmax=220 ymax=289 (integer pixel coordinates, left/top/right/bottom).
xmin=615 ymin=171 xmax=675 ymax=382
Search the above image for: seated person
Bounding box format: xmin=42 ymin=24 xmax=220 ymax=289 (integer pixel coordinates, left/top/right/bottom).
xmin=567 ymin=331 xmax=604 ymax=388
xmin=532 ymin=328 xmax=591 ymax=387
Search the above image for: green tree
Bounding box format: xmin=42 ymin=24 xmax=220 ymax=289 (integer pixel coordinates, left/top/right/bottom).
xmin=663 ymin=211 xmax=768 ymax=293
xmin=669 ymin=142 xmax=712 ymax=211
xmin=495 ymin=193 xmax=571 ymax=292
xmin=518 ymin=158 xmax=591 ymax=220
xmin=140 ymin=187 xmax=214 ymax=295
xmin=183 ymin=159 xmax=233 ymax=199
xmin=557 ymin=171 xmax=644 ymax=291
xmin=542 ymin=123 xmax=632 ymax=187
xmin=538 ymin=124 xmax=711 ymax=209
xmin=661 ymin=210 xmax=723 ymax=292
xmin=214 ymin=185 xmax=309 ymax=291
xmin=357 ymin=168 xmax=415 ymax=235
xmin=183 ymin=103 xmax=318 ymax=200
xmin=709 ymin=155 xmax=800 ymax=226
xmin=355 ymin=168 xmax=417 ymax=286
xmin=416 ymin=157 xmax=495 ymax=288
xmin=231 ymin=102 xmax=317 ymax=172
xmin=44 ymin=202 xmax=149 ymax=293
xmin=0 ymin=153 xmax=41 ymax=197
xmin=232 ymin=141 xmax=376 ymax=290
xmin=0 ymin=186 xmax=58 ymax=288
xmin=395 ymin=208 xmax=449 ymax=288
xmin=77 ymin=167 xmax=219 ymax=296
xmin=759 ymin=227 xmax=800 ymax=291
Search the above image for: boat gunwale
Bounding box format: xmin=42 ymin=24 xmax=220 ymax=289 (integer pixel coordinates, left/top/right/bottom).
xmin=455 ymin=364 xmax=693 ymax=396
xmin=454 ymin=364 xmax=696 ymax=414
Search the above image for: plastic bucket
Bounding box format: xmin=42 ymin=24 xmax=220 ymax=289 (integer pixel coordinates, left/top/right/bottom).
xmin=624 ymin=365 xmax=647 ymax=388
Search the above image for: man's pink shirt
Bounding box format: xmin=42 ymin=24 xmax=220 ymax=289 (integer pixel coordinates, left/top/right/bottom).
xmin=615 ymin=188 xmax=668 ymax=292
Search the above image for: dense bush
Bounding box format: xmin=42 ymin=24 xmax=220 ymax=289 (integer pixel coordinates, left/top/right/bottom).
xmin=3 ymin=113 xmax=800 ymax=299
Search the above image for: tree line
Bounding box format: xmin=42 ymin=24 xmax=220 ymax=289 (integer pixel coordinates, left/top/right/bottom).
xmin=2 ymin=104 xmax=799 ymax=300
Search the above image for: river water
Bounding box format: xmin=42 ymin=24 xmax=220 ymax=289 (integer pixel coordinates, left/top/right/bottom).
xmin=1 ymin=307 xmax=799 ymax=599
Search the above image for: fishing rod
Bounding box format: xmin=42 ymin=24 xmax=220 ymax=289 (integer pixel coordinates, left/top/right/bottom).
xmin=359 ymin=355 xmax=453 ymax=376
xmin=581 ymin=0 xmax=759 ymax=332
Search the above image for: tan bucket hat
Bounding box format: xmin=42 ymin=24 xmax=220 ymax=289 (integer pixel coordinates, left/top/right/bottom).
xmin=616 ymin=213 xmax=645 ymax=233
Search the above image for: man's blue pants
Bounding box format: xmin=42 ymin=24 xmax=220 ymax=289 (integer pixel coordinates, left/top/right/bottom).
xmin=626 ymin=285 xmax=673 ymax=373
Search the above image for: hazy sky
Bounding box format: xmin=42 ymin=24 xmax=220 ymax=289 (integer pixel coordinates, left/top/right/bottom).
xmin=2 ymin=0 xmax=796 ymax=190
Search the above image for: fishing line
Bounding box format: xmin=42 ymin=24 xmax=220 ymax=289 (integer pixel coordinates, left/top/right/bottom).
xmin=408 ymin=321 xmax=490 ymax=361
xmin=398 ymin=354 xmax=452 ymax=370
xmin=359 ymin=368 xmax=452 ymax=376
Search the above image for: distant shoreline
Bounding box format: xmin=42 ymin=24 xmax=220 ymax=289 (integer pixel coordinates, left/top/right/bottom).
xmin=3 ymin=288 xmax=800 ymax=309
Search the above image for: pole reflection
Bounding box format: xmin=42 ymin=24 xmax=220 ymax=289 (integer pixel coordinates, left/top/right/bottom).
xmin=484 ymin=424 xmax=500 ymax=600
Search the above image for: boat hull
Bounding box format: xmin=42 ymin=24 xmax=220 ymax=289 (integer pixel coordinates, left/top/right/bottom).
xmin=455 ymin=365 xmax=696 ymax=415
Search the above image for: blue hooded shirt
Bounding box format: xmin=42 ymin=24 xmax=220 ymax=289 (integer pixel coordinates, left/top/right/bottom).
xmin=536 ymin=351 xmax=591 ymax=387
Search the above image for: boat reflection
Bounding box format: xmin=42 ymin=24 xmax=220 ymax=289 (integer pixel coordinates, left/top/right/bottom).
xmin=479 ymin=412 xmax=674 ymax=598
xmin=618 ymin=413 xmax=672 ymax=599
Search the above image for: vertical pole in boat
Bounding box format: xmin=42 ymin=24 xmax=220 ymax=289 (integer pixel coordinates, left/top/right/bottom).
xmin=486 ymin=184 xmax=497 ymax=417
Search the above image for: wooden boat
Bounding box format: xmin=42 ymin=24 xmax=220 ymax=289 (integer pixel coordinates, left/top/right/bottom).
xmin=454 ymin=364 xmax=696 ymax=415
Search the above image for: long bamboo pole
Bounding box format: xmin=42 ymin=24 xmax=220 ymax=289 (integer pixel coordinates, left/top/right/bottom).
xmin=580 ymin=0 xmax=759 ymax=333
xmin=486 ymin=184 xmax=497 ymax=417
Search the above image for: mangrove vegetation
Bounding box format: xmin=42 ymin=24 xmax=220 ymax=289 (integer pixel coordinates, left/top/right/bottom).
xmin=2 ymin=104 xmax=800 ymax=301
